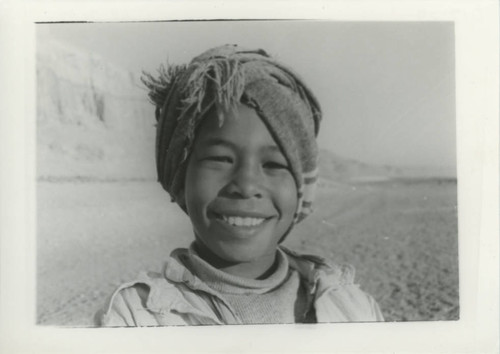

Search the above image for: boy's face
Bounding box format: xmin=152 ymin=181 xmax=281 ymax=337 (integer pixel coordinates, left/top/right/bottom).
xmin=184 ymin=104 xmax=298 ymax=265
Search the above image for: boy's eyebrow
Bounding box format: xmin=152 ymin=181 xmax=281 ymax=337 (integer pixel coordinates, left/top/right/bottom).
xmin=198 ymin=137 xmax=235 ymax=149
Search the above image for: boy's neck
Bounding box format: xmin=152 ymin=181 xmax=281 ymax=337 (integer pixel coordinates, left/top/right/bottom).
xmin=193 ymin=241 xmax=278 ymax=280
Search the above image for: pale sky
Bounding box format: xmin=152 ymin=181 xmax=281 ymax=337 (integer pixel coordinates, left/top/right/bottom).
xmin=38 ymin=21 xmax=456 ymax=173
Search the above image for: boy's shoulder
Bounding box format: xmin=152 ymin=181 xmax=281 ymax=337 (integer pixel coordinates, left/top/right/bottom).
xmin=280 ymin=246 xmax=356 ymax=286
xmin=281 ymin=246 xmax=384 ymax=322
xmin=96 ymin=248 xmax=228 ymax=327
xmin=95 ymin=269 xmax=184 ymax=327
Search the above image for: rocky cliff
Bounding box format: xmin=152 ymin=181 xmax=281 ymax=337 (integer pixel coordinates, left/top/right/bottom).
xmin=37 ymin=38 xmax=157 ymax=181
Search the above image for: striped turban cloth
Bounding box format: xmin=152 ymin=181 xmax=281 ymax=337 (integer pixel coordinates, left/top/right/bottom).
xmin=142 ymin=44 xmax=322 ymax=224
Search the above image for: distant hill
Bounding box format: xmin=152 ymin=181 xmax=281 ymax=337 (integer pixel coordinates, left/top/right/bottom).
xmin=318 ymin=149 xmax=399 ymax=182
xmin=318 ymin=149 xmax=456 ymax=182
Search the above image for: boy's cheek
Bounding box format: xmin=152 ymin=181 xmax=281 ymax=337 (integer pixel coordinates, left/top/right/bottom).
xmin=190 ymin=169 xmax=228 ymax=193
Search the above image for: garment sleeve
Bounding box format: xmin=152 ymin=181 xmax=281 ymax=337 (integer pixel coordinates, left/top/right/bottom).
xmin=96 ymin=285 xmax=158 ymax=327
xmin=336 ymin=263 xmax=385 ymax=321
xmin=315 ymin=283 xmax=385 ymax=322
xmin=313 ymin=263 xmax=386 ymax=322
xmin=95 ymin=292 xmax=128 ymax=326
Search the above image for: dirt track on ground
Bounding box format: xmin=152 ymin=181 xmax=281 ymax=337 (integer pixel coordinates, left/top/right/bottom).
xmin=37 ymin=179 xmax=458 ymax=326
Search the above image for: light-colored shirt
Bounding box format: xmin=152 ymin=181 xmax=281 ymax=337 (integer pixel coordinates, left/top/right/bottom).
xmin=96 ymin=246 xmax=384 ymax=326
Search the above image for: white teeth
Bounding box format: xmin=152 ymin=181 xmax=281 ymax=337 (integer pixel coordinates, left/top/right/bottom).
xmin=221 ymin=215 xmax=265 ymax=227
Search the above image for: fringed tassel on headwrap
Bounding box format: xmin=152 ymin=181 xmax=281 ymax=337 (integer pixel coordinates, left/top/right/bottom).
xmin=142 ymin=44 xmax=322 ymax=227
xmin=142 ymin=63 xmax=187 ymax=120
xmin=181 ymin=59 xmax=246 ymax=126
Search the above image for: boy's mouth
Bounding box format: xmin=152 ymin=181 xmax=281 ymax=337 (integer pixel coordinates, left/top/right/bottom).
xmin=216 ymin=214 xmax=266 ymax=227
xmin=209 ymin=210 xmax=277 ymax=239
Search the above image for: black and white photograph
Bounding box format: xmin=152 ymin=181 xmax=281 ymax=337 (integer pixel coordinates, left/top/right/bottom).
xmin=36 ymin=20 xmax=457 ymax=326
xmin=1 ymin=1 xmax=498 ymax=353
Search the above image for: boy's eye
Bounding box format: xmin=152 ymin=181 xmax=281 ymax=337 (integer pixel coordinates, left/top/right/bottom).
xmin=205 ymin=156 xmax=233 ymax=163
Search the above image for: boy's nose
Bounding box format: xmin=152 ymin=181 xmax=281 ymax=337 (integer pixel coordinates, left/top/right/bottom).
xmin=225 ymin=163 xmax=263 ymax=199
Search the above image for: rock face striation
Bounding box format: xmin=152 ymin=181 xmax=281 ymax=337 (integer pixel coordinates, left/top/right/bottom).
xmin=37 ymin=38 xmax=157 ymax=181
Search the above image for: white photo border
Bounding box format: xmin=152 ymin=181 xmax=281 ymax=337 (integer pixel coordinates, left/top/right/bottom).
xmin=0 ymin=1 xmax=498 ymax=353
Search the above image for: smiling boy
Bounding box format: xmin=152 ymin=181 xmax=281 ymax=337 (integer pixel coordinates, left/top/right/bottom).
xmin=96 ymin=45 xmax=384 ymax=326
xmin=184 ymin=104 xmax=297 ymax=280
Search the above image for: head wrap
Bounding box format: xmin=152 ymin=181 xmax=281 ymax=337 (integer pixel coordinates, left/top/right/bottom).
xmin=142 ymin=44 xmax=322 ymax=224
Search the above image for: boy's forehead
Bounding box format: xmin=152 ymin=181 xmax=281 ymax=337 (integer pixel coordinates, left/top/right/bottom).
xmin=195 ymin=104 xmax=280 ymax=150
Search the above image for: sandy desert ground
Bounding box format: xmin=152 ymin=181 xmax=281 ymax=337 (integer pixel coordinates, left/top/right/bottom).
xmin=37 ymin=178 xmax=458 ymax=326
